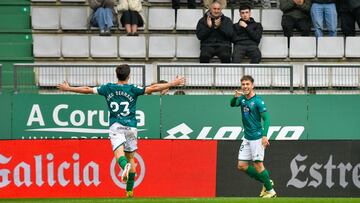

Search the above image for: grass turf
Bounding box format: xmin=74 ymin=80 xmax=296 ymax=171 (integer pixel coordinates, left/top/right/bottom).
xmin=0 ymin=198 xmax=359 ymax=203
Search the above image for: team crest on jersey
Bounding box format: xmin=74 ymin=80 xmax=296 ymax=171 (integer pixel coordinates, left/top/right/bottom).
xmin=250 ymin=102 xmax=255 ymax=107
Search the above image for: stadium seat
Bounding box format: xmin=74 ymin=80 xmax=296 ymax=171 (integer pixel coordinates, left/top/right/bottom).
xmin=317 ymin=37 xmax=344 ymax=58
xmin=31 ymin=7 xmax=60 ymax=30
xmin=332 ymin=67 xmax=359 ymax=87
xmin=261 ymin=9 xmax=282 ymax=31
xmin=149 ymin=35 xmax=176 ymax=58
xmin=260 ymin=36 xmax=288 ymax=58
xmin=176 ymin=9 xmax=203 ymax=30
xmin=61 ymin=35 xmax=89 ymax=57
xmin=33 ymin=35 xmax=61 ymax=57
xmin=90 ymin=36 xmax=118 ymax=57
xmin=233 ymin=9 xmax=260 ymax=23
xmin=345 ymin=37 xmax=360 ymax=58
xmin=148 ymin=8 xmax=175 ymax=30
xmin=119 ymin=36 xmax=146 ymax=58
xmin=289 ymin=37 xmax=316 ymax=58
xmin=60 ymin=7 xmax=88 ymax=30
xmin=176 ymin=35 xmax=200 ymax=58
xmin=222 ymin=9 xmax=232 ymax=21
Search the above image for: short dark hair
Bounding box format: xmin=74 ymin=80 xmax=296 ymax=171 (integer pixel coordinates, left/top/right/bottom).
xmin=116 ymin=64 xmax=130 ymax=81
xmin=159 ymin=80 xmax=168 ymax=84
xmin=241 ymin=75 xmax=254 ymax=83
xmin=239 ymin=4 xmax=251 ymax=12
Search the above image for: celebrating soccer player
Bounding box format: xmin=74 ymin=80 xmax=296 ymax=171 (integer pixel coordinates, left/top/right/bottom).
xmin=230 ymin=75 xmax=276 ymax=198
xmin=58 ymin=64 xmax=185 ymax=198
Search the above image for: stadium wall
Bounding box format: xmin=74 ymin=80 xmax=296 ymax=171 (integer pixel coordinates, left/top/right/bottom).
xmin=1 ymin=95 xmax=360 ymax=197
xmin=0 ymin=95 xmax=359 ymax=140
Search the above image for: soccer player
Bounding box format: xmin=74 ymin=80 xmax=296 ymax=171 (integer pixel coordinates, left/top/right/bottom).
xmin=57 ymin=64 xmax=185 ymax=198
xmin=230 ymin=75 xmax=276 ymax=198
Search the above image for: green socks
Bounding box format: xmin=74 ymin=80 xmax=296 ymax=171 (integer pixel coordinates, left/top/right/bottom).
xmin=245 ymin=165 xmax=263 ymax=183
xmin=245 ymin=166 xmax=273 ymax=191
xmin=258 ymin=169 xmax=273 ymax=191
xmin=126 ymin=172 xmax=136 ymax=192
xmin=118 ymin=156 xmax=128 ymax=169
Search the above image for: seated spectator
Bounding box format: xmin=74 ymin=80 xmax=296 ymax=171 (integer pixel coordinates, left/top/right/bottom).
xmin=280 ymin=0 xmax=311 ymax=37
xmin=338 ymin=0 xmax=360 ymax=36
xmin=117 ymin=0 xmax=144 ymax=36
xmin=310 ymin=0 xmax=337 ymax=37
xmin=196 ymin=0 xmax=233 ymax=63
xmin=89 ymin=0 xmax=117 ymax=36
xmin=232 ymin=4 xmax=262 ymax=63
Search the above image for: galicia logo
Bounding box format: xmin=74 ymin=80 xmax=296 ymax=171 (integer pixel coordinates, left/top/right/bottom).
xmin=110 ymin=153 xmax=146 ymax=189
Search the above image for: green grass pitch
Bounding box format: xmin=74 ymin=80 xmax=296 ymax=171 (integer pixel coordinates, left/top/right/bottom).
xmin=0 ymin=198 xmax=359 ymax=203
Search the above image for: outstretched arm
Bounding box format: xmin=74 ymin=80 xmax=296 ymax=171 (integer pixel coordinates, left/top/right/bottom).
xmin=145 ymin=76 xmax=185 ymax=94
xmin=57 ymin=81 xmax=94 ymax=94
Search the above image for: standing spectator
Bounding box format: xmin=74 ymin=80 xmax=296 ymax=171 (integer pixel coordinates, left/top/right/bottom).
xmin=232 ymin=4 xmax=262 ymax=63
xmin=280 ymin=0 xmax=311 ymax=37
xmin=196 ymin=0 xmax=233 ymax=63
xmin=310 ymin=0 xmax=338 ymax=37
xmin=117 ymin=0 xmax=144 ymax=36
xmin=89 ymin=0 xmax=117 ymax=36
xmin=338 ymin=0 xmax=360 ymax=36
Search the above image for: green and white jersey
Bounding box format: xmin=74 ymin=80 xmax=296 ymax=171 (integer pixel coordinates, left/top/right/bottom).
xmin=232 ymin=95 xmax=267 ymax=140
xmin=94 ymin=83 xmax=145 ymax=127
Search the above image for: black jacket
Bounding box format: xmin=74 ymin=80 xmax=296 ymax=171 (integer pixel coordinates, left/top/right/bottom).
xmin=232 ymin=17 xmax=262 ymax=46
xmin=196 ymin=12 xmax=233 ymax=48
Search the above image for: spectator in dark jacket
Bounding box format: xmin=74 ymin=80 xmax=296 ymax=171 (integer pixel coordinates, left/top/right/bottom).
xmin=280 ymin=0 xmax=311 ymax=37
xmin=232 ymin=4 xmax=262 ymax=63
xmin=310 ymin=0 xmax=337 ymax=37
xmin=196 ymin=0 xmax=233 ymax=63
xmin=338 ymin=0 xmax=360 ymax=36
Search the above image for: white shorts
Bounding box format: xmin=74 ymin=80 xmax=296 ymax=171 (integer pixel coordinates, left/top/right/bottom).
xmin=238 ymin=138 xmax=265 ymax=162
xmin=109 ymin=123 xmax=138 ymax=152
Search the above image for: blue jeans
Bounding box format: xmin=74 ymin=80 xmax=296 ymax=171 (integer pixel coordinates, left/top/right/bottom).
xmin=311 ymin=3 xmax=337 ymax=37
xmin=90 ymin=7 xmax=114 ymax=30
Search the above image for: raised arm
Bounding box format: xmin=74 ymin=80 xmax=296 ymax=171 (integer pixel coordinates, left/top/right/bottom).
xmin=57 ymin=81 xmax=94 ymax=94
xmin=145 ymin=76 xmax=185 ymax=94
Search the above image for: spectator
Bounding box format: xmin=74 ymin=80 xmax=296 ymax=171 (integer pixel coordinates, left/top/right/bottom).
xmin=310 ymin=0 xmax=337 ymax=37
xmin=117 ymin=0 xmax=144 ymax=36
xmin=232 ymin=4 xmax=262 ymax=63
xmin=196 ymin=0 xmax=233 ymax=63
xmin=174 ymin=90 xmax=186 ymax=95
xmin=89 ymin=0 xmax=117 ymax=36
xmin=338 ymin=0 xmax=360 ymax=36
xmin=172 ymin=0 xmax=196 ymax=9
xmin=280 ymin=0 xmax=311 ymax=37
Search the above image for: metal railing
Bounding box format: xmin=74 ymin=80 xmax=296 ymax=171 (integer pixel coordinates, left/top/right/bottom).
xmin=157 ymin=64 xmax=294 ymax=95
xmin=13 ymin=64 xmax=146 ymax=94
xmin=305 ymin=64 xmax=360 ymax=94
